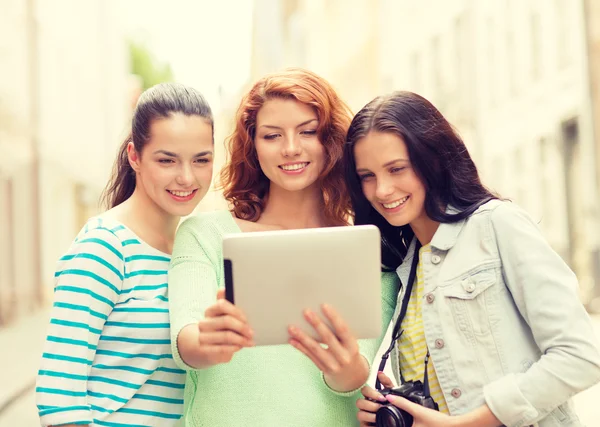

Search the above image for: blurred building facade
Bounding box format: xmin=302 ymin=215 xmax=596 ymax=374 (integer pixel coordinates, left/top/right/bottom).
xmin=252 ymin=0 xmax=600 ymax=308
xmin=0 ymin=0 xmax=130 ymax=325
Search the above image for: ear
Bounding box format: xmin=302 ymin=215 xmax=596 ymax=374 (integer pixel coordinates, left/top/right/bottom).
xmin=127 ymin=141 xmax=141 ymax=172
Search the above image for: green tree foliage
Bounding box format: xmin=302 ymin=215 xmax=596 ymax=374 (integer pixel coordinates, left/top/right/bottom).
xmin=129 ymin=41 xmax=174 ymax=90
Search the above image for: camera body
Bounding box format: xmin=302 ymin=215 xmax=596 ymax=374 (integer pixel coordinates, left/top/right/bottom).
xmin=375 ymin=380 xmax=439 ymax=427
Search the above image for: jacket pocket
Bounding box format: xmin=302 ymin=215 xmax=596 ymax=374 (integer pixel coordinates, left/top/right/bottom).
xmin=442 ymin=268 xmax=498 ymax=336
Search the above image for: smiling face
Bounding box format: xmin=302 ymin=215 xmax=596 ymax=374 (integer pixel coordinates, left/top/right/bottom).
xmin=254 ymin=97 xmax=325 ymax=194
xmin=128 ymin=113 xmax=214 ymax=218
xmin=354 ymin=131 xmax=428 ymax=228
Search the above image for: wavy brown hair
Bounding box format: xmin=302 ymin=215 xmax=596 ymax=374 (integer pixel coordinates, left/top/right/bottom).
xmin=219 ymin=68 xmax=353 ymax=226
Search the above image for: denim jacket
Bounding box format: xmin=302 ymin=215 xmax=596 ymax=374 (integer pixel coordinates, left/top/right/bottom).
xmin=390 ymin=200 xmax=600 ymax=427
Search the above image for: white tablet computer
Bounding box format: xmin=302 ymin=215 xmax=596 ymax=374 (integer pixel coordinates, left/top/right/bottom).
xmin=223 ymin=225 xmax=382 ymax=346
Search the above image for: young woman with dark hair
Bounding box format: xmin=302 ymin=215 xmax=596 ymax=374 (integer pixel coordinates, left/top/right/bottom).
xmin=345 ymin=91 xmax=600 ymax=427
xmin=36 ymin=82 xmax=214 ymax=427
xmin=168 ymin=68 xmax=399 ymax=426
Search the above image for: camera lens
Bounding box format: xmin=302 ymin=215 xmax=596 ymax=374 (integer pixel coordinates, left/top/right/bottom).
xmin=375 ymin=405 xmax=412 ymax=427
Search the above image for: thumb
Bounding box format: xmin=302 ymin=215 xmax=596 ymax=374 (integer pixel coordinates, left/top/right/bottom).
xmin=377 ymin=371 xmax=395 ymax=389
xmin=216 ymin=288 xmax=226 ymax=300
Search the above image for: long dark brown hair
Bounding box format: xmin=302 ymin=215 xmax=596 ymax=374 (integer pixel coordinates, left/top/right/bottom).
xmin=101 ymin=82 xmax=214 ymax=209
xmin=219 ymin=68 xmax=353 ymax=226
xmin=344 ymin=91 xmax=497 ymax=269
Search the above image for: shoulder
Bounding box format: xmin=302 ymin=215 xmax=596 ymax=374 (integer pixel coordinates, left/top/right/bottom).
xmin=467 ymin=200 xmax=544 ymax=245
xmin=70 ymin=216 xmax=126 ymax=260
xmin=468 ymin=199 xmax=533 ymax=226
xmin=481 ymin=200 xmax=538 ymax=229
xmin=174 ymin=210 xmax=237 ymax=257
xmin=178 ymin=210 xmax=235 ymax=233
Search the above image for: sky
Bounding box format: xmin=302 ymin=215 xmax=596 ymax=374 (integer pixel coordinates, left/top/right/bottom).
xmin=115 ymin=0 xmax=254 ymax=112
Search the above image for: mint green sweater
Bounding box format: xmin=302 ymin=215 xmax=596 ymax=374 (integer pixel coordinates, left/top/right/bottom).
xmin=168 ymin=210 xmax=399 ymax=427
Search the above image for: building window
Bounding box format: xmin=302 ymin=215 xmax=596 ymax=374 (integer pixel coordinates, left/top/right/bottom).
xmin=0 ymin=177 xmax=15 ymax=325
xmin=454 ymin=15 xmax=464 ymax=94
xmin=556 ymin=0 xmax=572 ymax=68
xmin=410 ymin=51 xmax=422 ymax=92
xmin=488 ymin=17 xmax=497 ymax=107
xmin=505 ymin=1 xmax=517 ymax=96
xmin=539 ymin=138 xmax=553 ymax=231
xmin=530 ymin=11 xmax=542 ymax=80
xmin=431 ymin=35 xmax=442 ymax=99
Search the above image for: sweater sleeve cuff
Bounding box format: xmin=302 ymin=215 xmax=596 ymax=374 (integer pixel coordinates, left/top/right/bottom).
xmin=172 ymin=322 xmax=201 ymax=371
xmin=483 ymin=373 xmax=539 ymax=427
xmin=319 ymin=354 xmax=370 ymax=396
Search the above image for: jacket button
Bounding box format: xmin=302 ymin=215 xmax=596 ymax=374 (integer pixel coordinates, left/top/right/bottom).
xmin=434 ymin=339 xmax=444 ymax=349
xmin=451 ymin=388 xmax=462 ymax=398
xmin=426 ymin=293 xmax=435 ymax=303
xmin=431 ymin=254 xmax=441 ymax=264
xmin=465 ymin=282 xmax=475 ymax=293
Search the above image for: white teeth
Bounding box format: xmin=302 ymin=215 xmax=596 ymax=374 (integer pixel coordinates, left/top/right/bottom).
xmin=280 ymin=162 xmax=309 ymax=171
xmin=169 ymin=190 xmax=194 ymax=197
xmin=383 ymin=196 xmax=408 ymax=209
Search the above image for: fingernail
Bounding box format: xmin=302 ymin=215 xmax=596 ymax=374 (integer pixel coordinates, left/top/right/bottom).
xmin=385 ymin=395 xmax=396 ymax=402
xmin=377 ymin=394 xmax=386 ymax=402
xmin=289 ymin=326 xmax=297 ymax=334
xmin=321 ymin=303 xmax=330 ymax=312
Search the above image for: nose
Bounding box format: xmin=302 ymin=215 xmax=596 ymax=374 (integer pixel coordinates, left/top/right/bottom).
xmin=282 ymin=134 xmax=302 ymax=157
xmin=375 ymin=176 xmax=394 ymax=200
xmin=175 ymin=164 xmax=194 ymax=187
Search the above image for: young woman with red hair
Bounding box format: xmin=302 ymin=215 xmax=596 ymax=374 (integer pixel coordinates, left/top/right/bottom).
xmin=168 ymin=68 xmax=399 ymax=426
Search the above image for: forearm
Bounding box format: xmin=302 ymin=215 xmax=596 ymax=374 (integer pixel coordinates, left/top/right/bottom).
xmin=324 ymin=354 xmax=370 ymax=393
xmin=452 ymin=405 xmax=502 ymax=427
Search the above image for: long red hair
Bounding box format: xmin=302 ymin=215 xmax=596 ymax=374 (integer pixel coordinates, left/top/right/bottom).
xmin=219 ymin=68 xmax=353 ymax=226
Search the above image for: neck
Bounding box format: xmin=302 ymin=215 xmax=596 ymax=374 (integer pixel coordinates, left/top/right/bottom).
xmin=409 ymin=215 xmax=440 ymax=246
xmin=109 ymin=187 xmax=180 ymax=253
xmin=258 ymin=183 xmax=327 ymax=229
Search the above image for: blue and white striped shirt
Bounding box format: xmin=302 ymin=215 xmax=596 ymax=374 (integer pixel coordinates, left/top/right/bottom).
xmin=36 ymin=217 xmax=185 ymax=427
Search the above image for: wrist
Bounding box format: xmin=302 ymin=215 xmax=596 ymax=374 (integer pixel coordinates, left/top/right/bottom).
xmin=324 ymin=354 xmax=369 ymax=392
xmin=451 ymin=405 xmax=502 ymax=427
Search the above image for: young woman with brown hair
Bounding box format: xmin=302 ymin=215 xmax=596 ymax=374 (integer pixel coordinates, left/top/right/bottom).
xmin=168 ymin=68 xmax=399 ymax=426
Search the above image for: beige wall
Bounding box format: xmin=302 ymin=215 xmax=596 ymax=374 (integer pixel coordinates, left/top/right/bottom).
xmin=0 ymin=0 xmax=130 ymax=324
xmin=249 ymin=0 xmax=600 ymax=306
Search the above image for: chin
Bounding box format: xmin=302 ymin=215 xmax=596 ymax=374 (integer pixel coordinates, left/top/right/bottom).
xmin=280 ymin=178 xmax=319 ymax=192
xmin=379 ymin=212 xmax=408 ymax=228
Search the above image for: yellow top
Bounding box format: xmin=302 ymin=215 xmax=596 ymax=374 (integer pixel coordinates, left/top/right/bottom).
xmin=397 ymin=244 xmax=449 ymax=414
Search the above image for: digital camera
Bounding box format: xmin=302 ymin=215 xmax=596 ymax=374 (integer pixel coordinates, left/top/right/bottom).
xmin=375 ymin=380 xmax=439 ymax=427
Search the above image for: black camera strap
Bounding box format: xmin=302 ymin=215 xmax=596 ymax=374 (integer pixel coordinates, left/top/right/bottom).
xmin=375 ymin=241 xmax=421 ymax=391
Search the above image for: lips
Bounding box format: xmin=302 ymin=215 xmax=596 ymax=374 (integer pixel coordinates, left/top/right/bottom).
xmin=279 ymin=162 xmax=309 ymax=171
xmin=166 ymin=189 xmax=198 ymax=202
xmin=167 ymin=190 xmax=195 ymax=197
xmin=381 ymin=196 xmax=409 ymax=209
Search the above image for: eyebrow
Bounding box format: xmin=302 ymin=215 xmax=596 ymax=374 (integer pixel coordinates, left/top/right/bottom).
xmin=153 ymin=150 xmax=213 ymax=158
xmin=355 ymin=158 xmax=409 ymax=173
xmin=258 ymin=118 xmax=318 ymax=131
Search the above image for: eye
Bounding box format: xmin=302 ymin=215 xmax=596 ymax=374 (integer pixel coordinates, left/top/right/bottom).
xmin=358 ymin=173 xmax=375 ymax=182
xmin=263 ymin=133 xmax=280 ymax=140
xmin=300 ymin=130 xmax=317 ymax=136
xmin=194 ymin=158 xmax=210 ymax=164
xmin=390 ymin=167 xmax=406 ymax=173
xmin=158 ymin=158 xmax=175 ymax=164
